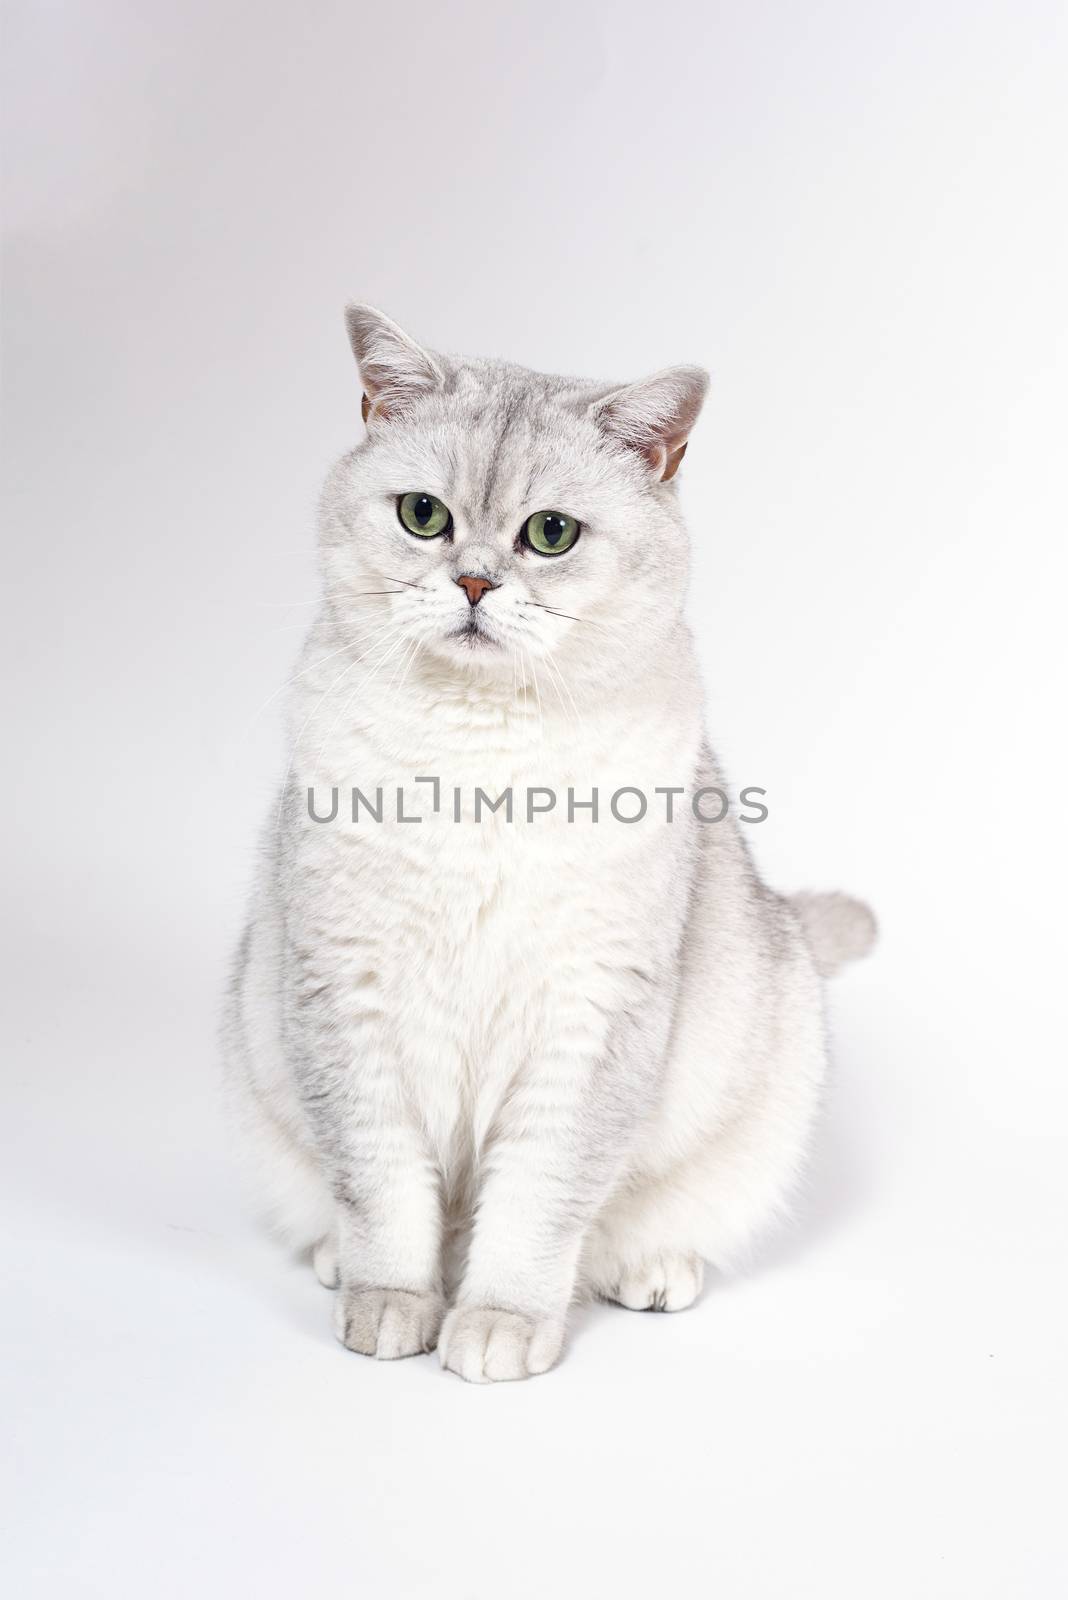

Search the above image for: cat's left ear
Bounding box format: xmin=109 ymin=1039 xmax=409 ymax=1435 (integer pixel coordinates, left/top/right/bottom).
xmin=344 ymin=304 xmax=444 ymax=425
xmin=588 ymin=366 xmax=709 ymax=481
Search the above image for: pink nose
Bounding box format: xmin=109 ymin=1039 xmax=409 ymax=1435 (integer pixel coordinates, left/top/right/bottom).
xmin=455 ymin=575 xmax=494 ymax=606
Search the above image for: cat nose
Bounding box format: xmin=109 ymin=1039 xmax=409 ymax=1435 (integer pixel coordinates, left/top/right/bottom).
xmin=455 ymin=575 xmax=495 ymax=607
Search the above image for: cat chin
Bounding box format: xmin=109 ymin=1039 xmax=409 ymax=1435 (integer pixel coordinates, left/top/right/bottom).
xmin=425 ymin=631 xmax=550 ymax=685
xmin=436 ymin=625 xmax=505 ymax=661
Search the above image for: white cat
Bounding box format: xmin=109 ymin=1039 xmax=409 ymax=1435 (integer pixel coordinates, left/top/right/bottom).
xmin=223 ymin=306 xmax=875 ymax=1382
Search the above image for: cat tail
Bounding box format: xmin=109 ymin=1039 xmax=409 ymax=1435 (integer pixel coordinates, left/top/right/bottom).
xmin=790 ymin=890 xmax=877 ymax=978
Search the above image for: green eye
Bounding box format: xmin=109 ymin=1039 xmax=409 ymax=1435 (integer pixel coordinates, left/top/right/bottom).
xmin=398 ymin=492 xmax=452 ymax=538
xmin=523 ymin=510 xmax=580 ymax=556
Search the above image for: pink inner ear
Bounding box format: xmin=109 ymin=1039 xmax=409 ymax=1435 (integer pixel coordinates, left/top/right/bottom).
xmin=661 ymin=441 xmax=688 ymax=481
xmin=591 ymin=366 xmax=707 ymax=481
xmin=360 ymin=387 xmax=402 ymax=424
xmin=633 ymin=435 xmax=688 ymax=481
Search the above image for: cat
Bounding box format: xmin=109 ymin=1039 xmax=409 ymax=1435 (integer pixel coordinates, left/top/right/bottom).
xmin=222 ymin=305 xmax=876 ymax=1383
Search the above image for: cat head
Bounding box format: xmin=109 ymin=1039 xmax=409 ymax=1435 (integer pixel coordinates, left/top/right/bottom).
xmin=319 ymin=305 xmax=708 ymax=687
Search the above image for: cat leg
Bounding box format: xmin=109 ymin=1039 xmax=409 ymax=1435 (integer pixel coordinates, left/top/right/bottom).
xmin=222 ymin=965 xmax=336 ymax=1257
xmin=580 ymin=860 xmax=832 ymax=1313
xmin=440 ymin=993 xmax=669 ymax=1383
xmin=582 ymin=1177 xmax=709 ymax=1310
xmin=583 ymin=1048 xmax=824 ymax=1310
xmin=587 ymin=1243 xmax=705 ymax=1312
xmin=437 ymin=1126 xmax=581 ymax=1383
xmin=230 ymin=1079 xmax=337 ymax=1254
xmin=331 ymin=1119 xmax=446 ymax=1362
xmin=322 ymin=1074 xmax=445 ymax=1358
xmin=312 ymin=1229 xmax=339 ymax=1289
xmin=292 ymin=967 xmax=446 ymax=1359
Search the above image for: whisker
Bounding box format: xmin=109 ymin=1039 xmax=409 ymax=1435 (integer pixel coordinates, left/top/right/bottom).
xmin=241 ymin=636 xmax=365 ymax=736
xmin=253 ymin=589 xmax=398 ymax=608
xmin=582 ymin=615 xmax=628 ymax=637
xmin=389 ymin=636 xmax=423 ymax=700
xmin=541 ymin=645 xmax=595 ymax=793
xmin=255 ymin=579 xmax=421 ymax=607
xmin=523 ymin=600 xmax=629 ymax=639
xmin=524 ymin=646 xmax=544 ymax=739
xmin=523 ymin=601 xmax=585 ymax=624
xmin=273 ymin=650 xmax=369 ymax=826
xmin=309 ymin=622 xmax=413 ymax=772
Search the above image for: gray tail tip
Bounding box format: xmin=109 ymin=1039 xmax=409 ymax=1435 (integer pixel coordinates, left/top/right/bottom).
xmin=790 ymin=890 xmax=878 ymax=978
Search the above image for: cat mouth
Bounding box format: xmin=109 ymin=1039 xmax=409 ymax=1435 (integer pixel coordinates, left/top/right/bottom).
xmin=446 ymin=616 xmax=498 ymax=648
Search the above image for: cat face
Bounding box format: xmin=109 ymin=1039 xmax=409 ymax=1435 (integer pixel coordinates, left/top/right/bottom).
xmin=319 ymin=307 xmax=708 ymax=683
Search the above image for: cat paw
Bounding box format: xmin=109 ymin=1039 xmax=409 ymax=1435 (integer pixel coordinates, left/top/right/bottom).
xmin=334 ymin=1287 xmax=444 ymax=1359
xmin=600 ymin=1252 xmax=704 ymax=1312
xmin=438 ymin=1305 xmax=564 ymax=1384
xmin=312 ymin=1235 xmax=339 ymax=1289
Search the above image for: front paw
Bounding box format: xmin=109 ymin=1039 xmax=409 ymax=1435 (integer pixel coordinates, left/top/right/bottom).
xmin=438 ymin=1305 xmax=565 ymax=1384
xmin=334 ymin=1287 xmax=444 ymax=1360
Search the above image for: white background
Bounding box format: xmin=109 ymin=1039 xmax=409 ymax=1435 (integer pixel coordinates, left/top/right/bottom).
xmin=3 ymin=2 xmax=1066 ymax=1595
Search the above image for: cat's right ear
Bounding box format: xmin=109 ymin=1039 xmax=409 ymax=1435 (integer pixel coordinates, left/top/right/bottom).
xmin=344 ymin=304 xmax=444 ymax=426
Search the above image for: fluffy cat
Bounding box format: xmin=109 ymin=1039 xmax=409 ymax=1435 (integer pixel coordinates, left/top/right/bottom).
xmin=223 ymin=306 xmax=875 ymax=1383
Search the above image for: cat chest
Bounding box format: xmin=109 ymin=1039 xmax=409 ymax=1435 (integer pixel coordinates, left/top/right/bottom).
xmin=298 ymin=801 xmax=692 ymax=1166
xmin=313 ymin=805 xmax=685 ymax=1013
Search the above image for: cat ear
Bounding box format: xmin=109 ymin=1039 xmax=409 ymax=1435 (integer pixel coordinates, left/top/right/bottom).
xmin=588 ymin=366 xmax=709 ymax=481
xmin=344 ymin=304 xmax=444 ymax=425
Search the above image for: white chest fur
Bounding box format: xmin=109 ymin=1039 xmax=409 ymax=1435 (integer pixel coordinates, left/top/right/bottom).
xmin=287 ymin=653 xmax=702 ymax=1170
